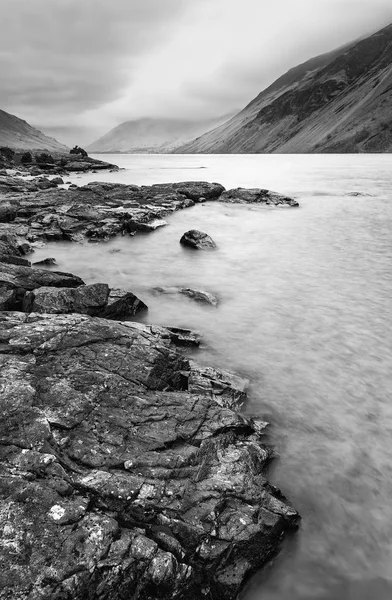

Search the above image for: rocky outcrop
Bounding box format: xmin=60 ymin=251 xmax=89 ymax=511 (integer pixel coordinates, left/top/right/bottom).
xmin=180 ymin=230 xmax=217 ymax=250
xmin=220 ymin=188 xmax=299 ymax=207
xmin=0 ymin=178 xmax=299 ymax=247
xmin=0 ymin=312 xmax=299 ymax=600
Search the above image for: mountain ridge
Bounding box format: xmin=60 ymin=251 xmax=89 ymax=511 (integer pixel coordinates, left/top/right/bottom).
xmin=177 ymin=23 xmax=392 ymax=154
xmin=0 ymin=108 xmax=68 ymax=152
xmin=87 ymin=115 xmax=233 ymax=154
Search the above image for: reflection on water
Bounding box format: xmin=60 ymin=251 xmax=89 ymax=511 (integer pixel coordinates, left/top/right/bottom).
xmin=34 ymin=154 xmax=392 ymax=599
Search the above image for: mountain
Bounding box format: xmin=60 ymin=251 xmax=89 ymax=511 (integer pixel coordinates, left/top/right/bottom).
xmin=178 ymin=24 xmax=392 ymax=154
xmin=0 ymin=109 xmax=68 ymax=152
xmin=87 ymin=116 xmax=233 ymax=154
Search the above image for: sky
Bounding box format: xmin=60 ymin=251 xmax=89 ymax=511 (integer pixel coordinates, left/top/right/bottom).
xmin=1 ymin=0 xmax=392 ymax=146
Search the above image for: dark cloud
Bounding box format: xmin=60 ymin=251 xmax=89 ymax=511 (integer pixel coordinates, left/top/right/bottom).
xmin=0 ymin=0 xmax=184 ymax=135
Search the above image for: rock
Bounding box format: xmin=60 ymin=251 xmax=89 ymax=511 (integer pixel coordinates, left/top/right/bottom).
xmin=164 ymin=326 xmax=201 ymax=347
xmin=23 ymin=283 xmax=109 ymax=315
xmin=0 ymin=286 xmax=18 ymax=309
xmin=0 ymin=240 xmax=30 ymax=267
xmin=99 ymin=288 xmax=148 ymax=319
xmin=32 ymin=257 xmax=57 ymax=266
xmin=35 ymin=176 xmax=58 ymax=190
xmin=0 ymin=199 xmax=18 ymax=222
xmin=188 ymin=361 xmax=249 ymax=410
xmin=153 ymin=286 xmax=219 ymax=307
xmin=180 ymin=288 xmax=219 ymax=307
xmin=51 ymin=176 xmax=64 ymax=185
xmin=219 ymin=188 xmax=299 ymax=207
xmin=180 ymin=229 xmax=217 ymax=250
xmin=151 ymin=181 xmax=225 ymax=201
xmin=0 ymin=312 xmax=299 ymax=600
xmin=0 ymin=261 xmax=84 ymax=292
xmin=128 ymin=218 xmax=168 ymax=233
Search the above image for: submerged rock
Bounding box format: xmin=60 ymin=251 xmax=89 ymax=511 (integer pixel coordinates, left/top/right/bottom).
xmin=180 ymin=229 xmax=217 ymax=250
xmin=180 ymin=287 xmax=219 ymax=306
xmin=220 ymin=187 xmax=299 ymax=207
xmin=0 ymin=312 xmax=299 ymax=600
xmin=153 ymin=286 xmax=219 ymax=307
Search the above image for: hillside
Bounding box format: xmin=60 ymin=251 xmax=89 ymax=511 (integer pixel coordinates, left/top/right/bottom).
xmin=178 ymin=23 xmax=392 ymax=154
xmin=87 ymin=116 xmax=232 ymax=153
xmin=0 ymin=108 xmax=68 ymax=152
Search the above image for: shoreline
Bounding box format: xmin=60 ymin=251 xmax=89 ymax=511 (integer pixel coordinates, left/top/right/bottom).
xmin=0 ymin=177 xmax=300 ymax=599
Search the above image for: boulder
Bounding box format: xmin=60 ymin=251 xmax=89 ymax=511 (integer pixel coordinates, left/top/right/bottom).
xmin=51 ymin=176 xmax=64 ymax=185
xmin=0 ymin=312 xmax=299 ymax=600
xmin=99 ymin=288 xmax=148 ymax=319
xmin=180 ymin=230 xmax=216 ymax=250
xmin=23 ymin=283 xmax=109 ymax=315
xmin=220 ymin=187 xmax=299 ymax=207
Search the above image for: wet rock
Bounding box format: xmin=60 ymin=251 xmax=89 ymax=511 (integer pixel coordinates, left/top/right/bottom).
xmin=151 ymin=181 xmax=225 ymax=201
xmin=164 ymin=326 xmax=201 ymax=347
xmin=0 ymin=312 xmax=299 ymax=600
xmin=128 ymin=218 xmax=168 ymax=233
xmin=23 ymin=282 xmax=109 ymax=315
xmin=0 ymin=261 xmax=84 ymax=292
xmin=0 ymin=240 xmax=31 ymax=267
xmin=180 ymin=288 xmax=219 ymax=307
xmin=153 ymin=286 xmax=219 ymax=307
xmin=51 ymin=176 xmax=64 ymax=185
xmin=220 ymin=188 xmax=299 ymax=207
xmin=99 ymin=288 xmax=148 ymax=319
xmin=33 ymin=257 xmax=57 ymax=266
xmin=188 ymin=360 xmax=249 ymax=410
xmin=180 ymin=229 xmax=217 ymax=250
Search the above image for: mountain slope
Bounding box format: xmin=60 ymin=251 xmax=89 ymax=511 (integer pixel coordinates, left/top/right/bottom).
xmin=178 ymin=24 xmax=392 ymax=154
xmin=87 ymin=116 xmax=232 ymax=153
xmin=0 ymin=109 xmax=68 ymax=151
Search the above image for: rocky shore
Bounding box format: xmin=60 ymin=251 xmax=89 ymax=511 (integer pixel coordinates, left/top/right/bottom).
xmin=0 ymin=178 xmax=300 ymax=599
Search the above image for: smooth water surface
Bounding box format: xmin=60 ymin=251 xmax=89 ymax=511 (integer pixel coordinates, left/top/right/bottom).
xmin=35 ymin=154 xmax=392 ymax=600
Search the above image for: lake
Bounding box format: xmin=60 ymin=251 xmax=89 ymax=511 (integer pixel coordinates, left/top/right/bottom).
xmin=34 ymin=153 xmax=392 ymax=600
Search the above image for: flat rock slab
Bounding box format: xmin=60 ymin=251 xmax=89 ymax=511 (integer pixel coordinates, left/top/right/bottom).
xmin=220 ymin=187 xmax=299 ymax=207
xmin=0 ymin=312 xmax=299 ymax=600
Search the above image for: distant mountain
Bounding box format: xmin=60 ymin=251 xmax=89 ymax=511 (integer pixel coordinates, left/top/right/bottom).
xmin=0 ymin=108 xmax=68 ymax=151
xmin=178 ymin=23 xmax=392 ymax=154
xmin=86 ymin=116 xmax=233 ymax=154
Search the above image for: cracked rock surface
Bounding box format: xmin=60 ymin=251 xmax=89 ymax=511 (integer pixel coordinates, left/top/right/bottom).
xmin=0 ymin=312 xmax=299 ymax=600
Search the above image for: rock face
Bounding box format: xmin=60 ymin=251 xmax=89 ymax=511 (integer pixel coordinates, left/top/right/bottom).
xmin=0 ymin=312 xmax=299 ymax=600
xmin=220 ymin=188 xmax=299 ymax=207
xmin=180 ymin=230 xmax=217 ymax=250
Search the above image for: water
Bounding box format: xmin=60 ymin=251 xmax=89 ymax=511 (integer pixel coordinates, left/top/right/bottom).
xmin=35 ymin=154 xmax=392 ymax=599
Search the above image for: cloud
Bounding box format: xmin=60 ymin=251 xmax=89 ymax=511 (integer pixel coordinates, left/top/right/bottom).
xmin=1 ymin=0 xmax=392 ymax=145
xmin=0 ymin=0 xmax=185 ymax=140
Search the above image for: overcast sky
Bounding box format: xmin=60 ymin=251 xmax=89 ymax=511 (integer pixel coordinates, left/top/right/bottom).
xmin=1 ymin=0 xmax=392 ymax=145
